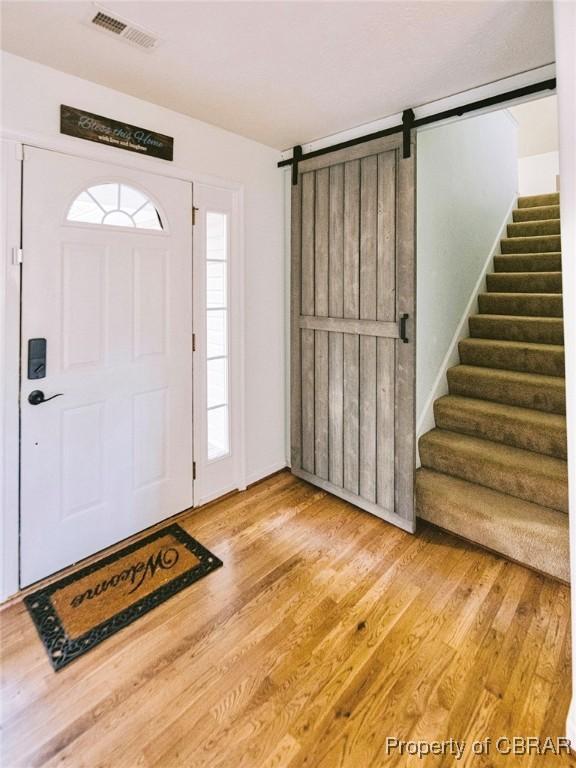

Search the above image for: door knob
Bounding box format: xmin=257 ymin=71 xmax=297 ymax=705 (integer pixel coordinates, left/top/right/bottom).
xmin=28 ymin=390 xmax=63 ymax=405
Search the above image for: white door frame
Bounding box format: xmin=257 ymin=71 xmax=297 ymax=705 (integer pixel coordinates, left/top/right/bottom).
xmin=0 ymin=132 xmax=246 ymax=601
xmin=192 ymin=183 xmax=247 ymax=506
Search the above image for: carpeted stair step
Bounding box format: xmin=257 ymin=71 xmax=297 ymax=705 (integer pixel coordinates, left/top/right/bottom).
xmin=458 ymin=338 xmax=564 ymax=377
xmin=493 ymin=252 xmax=562 ymax=272
xmin=469 ymin=314 xmax=563 ymax=344
xmin=416 ymin=468 xmax=569 ymax=582
xmin=512 ymin=205 xmax=560 ymax=222
xmin=478 ymin=293 xmax=563 ymax=317
xmin=486 ymin=272 xmax=562 ymax=294
xmin=418 ymin=429 xmax=568 ymax=512
xmin=447 ymin=365 xmax=565 ymax=413
xmin=517 ymin=192 xmax=560 ymax=209
xmin=500 ymin=234 xmax=561 ymax=254
xmin=433 ymin=395 xmax=567 ymax=459
xmin=507 ymin=219 xmax=560 ymax=238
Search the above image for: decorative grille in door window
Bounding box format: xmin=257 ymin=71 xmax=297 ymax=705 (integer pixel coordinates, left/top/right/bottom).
xmin=67 ymin=183 xmax=163 ymax=230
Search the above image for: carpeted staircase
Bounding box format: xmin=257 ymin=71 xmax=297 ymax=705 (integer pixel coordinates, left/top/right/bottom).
xmin=416 ymin=192 xmax=569 ymax=582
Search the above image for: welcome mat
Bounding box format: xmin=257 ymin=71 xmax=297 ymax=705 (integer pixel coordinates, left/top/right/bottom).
xmin=24 ymin=524 xmax=222 ymax=670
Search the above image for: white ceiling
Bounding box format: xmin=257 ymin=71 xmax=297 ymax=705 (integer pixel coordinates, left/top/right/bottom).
xmin=0 ymin=1 xmax=555 ymax=150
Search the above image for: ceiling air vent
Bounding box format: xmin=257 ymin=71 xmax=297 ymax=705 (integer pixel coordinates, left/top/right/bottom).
xmin=92 ymin=11 xmax=127 ymax=35
xmin=88 ymin=6 xmax=159 ymax=50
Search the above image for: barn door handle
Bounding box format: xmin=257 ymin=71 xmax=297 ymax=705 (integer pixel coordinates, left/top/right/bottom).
xmin=28 ymin=390 xmax=63 ymax=405
xmin=399 ymin=313 xmax=409 ymax=344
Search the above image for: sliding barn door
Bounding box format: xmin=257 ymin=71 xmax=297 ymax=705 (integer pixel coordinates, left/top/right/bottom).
xmin=291 ymin=134 xmax=416 ymax=532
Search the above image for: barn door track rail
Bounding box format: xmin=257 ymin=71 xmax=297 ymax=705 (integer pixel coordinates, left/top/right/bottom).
xmin=279 ymin=78 xmax=556 ymax=183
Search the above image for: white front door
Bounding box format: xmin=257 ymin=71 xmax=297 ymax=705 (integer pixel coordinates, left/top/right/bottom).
xmin=20 ymin=146 xmax=194 ymax=587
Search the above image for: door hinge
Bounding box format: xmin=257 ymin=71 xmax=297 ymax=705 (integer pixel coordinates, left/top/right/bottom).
xmin=12 ymin=247 xmax=23 ymax=265
xmin=193 ymin=461 xmax=197 ymax=480
xmin=192 ymin=333 xmax=196 ymax=352
xmin=192 ymin=206 xmax=199 ymax=225
xmin=15 ymin=143 xmax=24 ymax=162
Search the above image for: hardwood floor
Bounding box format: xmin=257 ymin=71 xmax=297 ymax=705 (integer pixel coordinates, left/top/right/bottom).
xmin=1 ymin=470 xmax=573 ymax=767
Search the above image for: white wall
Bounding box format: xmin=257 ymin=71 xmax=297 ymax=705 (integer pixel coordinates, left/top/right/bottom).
xmin=553 ymin=0 xmax=576 ymax=747
xmin=0 ymin=52 xmax=286 ymax=597
xmin=510 ymin=95 xmax=559 ymax=196
xmin=510 ymin=95 xmax=559 ymax=157
xmin=518 ymin=150 xmax=560 ymax=195
xmin=416 ymin=111 xmax=518 ymax=428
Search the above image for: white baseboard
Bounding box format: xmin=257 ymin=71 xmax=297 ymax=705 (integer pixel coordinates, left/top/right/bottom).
xmin=415 ymin=194 xmax=517 ymax=465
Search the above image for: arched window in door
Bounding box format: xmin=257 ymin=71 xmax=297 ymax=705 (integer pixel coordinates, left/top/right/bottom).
xmin=67 ymin=182 xmax=163 ymax=230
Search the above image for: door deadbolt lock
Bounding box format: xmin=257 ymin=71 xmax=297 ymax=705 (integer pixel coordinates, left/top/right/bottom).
xmin=28 ymin=338 xmax=47 ymax=380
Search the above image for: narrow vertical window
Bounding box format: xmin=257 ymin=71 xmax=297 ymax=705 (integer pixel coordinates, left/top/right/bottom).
xmin=206 ymin=212 xmax=229 ymax=460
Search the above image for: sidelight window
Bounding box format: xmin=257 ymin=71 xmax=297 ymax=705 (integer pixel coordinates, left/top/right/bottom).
xmin=206 ymin=211 xmax=230 ymax=460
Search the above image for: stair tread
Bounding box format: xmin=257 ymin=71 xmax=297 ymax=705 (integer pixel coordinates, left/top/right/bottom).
xmin=458 ymin=336 xmax=564 ymax=378
xmin=447 ymin=363 xmax=565 ymax=414
xmin=459 ymin=337 xmax=564 ymax=354
xmin=487 ymin=271 xmax=562 ymax=278
xmin=419 ymin=428 xmax=568 ymax=512
xmin=416 ymin=468 xmax=569 ymax=581
xmin=510 ymin=218 xmax=560 ymax=224
xmin=449 ymin=363 xmax=564 ymax=387
xmin=468 ymin=317 xmax=563 ymax=345
xmin=495 ymin=252 xmax=561 ymax=258
xmin=477 ymin=295 xmax=563 ymax=317
xmin=433 ymin=394 xmax=567 ymax=458
xmin=507 ymin=220 xmax=561 ymax=238
xmin=420 ymin=428 xmax=566 ymax=478
xmin=435 ymin=394 xmax=566 ymax=429
xmin=501 ymin=234 xmax=561 ymax=254
xmin=485 ymin=274 xmax=562 ymax=294
xmin=480 ymin=291 xmax=562 ymax=297
xmin=512 ymin=205 xmax=560 ymax=222
xmin=503 ymin=234 xmax=560 ymax=240
xmin=493 ymin=253 xmax=562 ymax=273
xmin=518 ymin=193 xmax=560 ymax=208
xmin=471 ymin=313 xmax=563 ymax=322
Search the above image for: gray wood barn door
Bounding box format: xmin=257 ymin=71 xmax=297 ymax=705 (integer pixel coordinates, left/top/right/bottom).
xmin=290 ymin=133 xmax=416 ymax=532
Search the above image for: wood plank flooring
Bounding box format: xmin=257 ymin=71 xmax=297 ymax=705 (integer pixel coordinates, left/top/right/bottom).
xmin=1 ymin=471 xmax=573 ymax=767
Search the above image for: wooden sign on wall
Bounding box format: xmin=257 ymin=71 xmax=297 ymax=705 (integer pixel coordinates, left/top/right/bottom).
xmin=60 ymin=105 xmax=174 ymax=161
